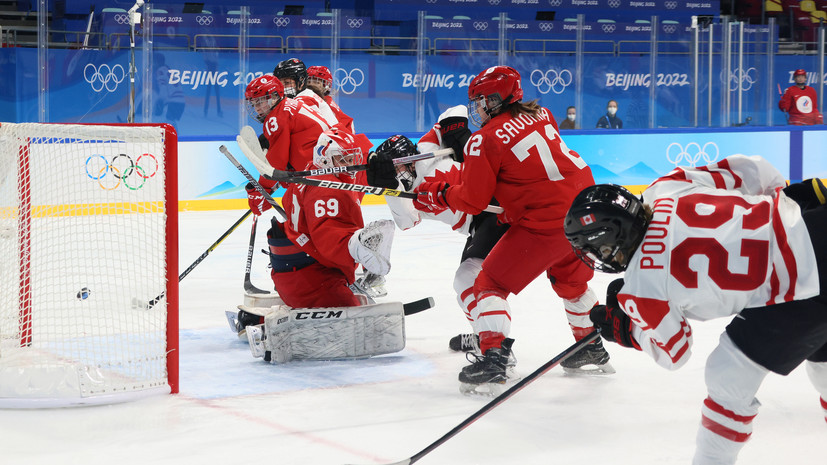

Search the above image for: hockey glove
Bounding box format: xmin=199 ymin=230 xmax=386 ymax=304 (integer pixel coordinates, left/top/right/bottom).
xmin=590 ymin=304 xmax=640 ymax=350
xmin=366 ymin=151 xmax=400 ymax=189
xmin=413 ymin=181 xmax=451 ymax=214
xmin=438 ymin=115 xmax=471 ymax=162
xmin=606 ymin=277 xmax=625 ymax=309
xmin=783 ymin=178 xmax=827 ymax=211
xmin=246 ymin=182 xmax=272 ymax=216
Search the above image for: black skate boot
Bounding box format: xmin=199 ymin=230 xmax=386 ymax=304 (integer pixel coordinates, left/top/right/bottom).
xmin=459 ymin=338 xmax=515 ymax=396
xmin=449 ymin=333 xmax=479 ymax=352
xmin=561 ymin=338 xmax=616 ymax=375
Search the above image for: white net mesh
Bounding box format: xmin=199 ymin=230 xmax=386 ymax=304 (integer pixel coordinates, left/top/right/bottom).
xmin=0 ymin=123 xmax=175 ymax=407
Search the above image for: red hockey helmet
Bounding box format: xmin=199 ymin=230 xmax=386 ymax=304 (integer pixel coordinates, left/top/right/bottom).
xmin=467 ymin=66 xmax=523 ymax=127
xmin=794 ymin=68 xmax=807 ymax=77
xmin=313 ymin=129 xmax=372 ymax=177
xmin=307 ymin=65 xmax=333 ymax=95
xmin=244 ymin=75 xmax=284 ymax=123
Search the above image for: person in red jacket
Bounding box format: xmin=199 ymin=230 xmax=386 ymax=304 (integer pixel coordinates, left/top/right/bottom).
xmin=413 ymin=66 xmax=610 ymax=393
xmin=779 ymin=69 xmax=823 ymax=125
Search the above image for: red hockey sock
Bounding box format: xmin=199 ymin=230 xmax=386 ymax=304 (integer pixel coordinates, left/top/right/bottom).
xmin=479 ymin=331 xmax=505 ymax=354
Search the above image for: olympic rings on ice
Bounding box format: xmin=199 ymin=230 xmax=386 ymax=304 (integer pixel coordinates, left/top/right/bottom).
xmin=85 ymin=153 xmax=158 ymax=190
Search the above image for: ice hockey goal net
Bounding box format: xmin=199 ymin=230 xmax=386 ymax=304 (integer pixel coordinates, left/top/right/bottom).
xmin=0 ymin=123 xmax=178 ymax=407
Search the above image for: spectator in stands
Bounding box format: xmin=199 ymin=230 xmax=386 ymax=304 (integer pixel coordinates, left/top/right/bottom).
xmin=596 ymin=100 xmax=622 ymax=129
xmin=779 ymin=69 xmax=823 ymax=125
xmin=559 ymin=106 xmax=578 ymax=130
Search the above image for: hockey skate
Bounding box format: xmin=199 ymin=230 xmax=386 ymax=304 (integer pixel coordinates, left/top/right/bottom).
xmin=225 ymin=309 xmax=265 ymax=340
xmin=459 ymin=338 xmax=516 ymax=397
xmin=449 ymin=333 xmax=479 ymax=352
xmin=561 ymin=338 xmax=616 ymax=375
xmin=353 ymin=271 xmax=388 ymax=299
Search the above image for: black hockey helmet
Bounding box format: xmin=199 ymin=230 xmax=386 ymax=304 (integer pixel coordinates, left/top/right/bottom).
xmin=273 ymin=58 xmax=308 ymax=97
xmin=564 ymin=184 xmax=649 ymax=273
xmin=376 ymin=135 xmax=418 ymax=190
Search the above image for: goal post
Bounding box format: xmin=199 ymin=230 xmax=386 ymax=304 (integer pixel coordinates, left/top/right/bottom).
xmin=0 ymin=122 xmax=178 ymax=408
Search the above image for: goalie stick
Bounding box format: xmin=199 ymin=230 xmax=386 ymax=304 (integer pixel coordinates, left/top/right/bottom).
xmin=135 ymin=209 xmax=254 ymax=310
xmin=234 ymin=126 xmax=504 ymax=215
xmin=344 ymin=329 xmax=601 ymax=465
xmin=219 ymin=145 xmax=288 ymax=221
xmin=244 ymin=214 xmax=272 ymax=295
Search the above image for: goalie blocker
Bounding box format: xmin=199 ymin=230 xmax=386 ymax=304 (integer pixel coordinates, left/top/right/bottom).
xmin=246 ymin=301 xmax=406 ymax=363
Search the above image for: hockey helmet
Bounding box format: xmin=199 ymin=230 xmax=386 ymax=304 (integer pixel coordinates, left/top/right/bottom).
xmin=313 ymin=129 xmax=368 ymax=174
xmin=467 ymin=66 xmax=523 ymax=127
xmin=244 ymin=75 xmax=284 ymax=123
xmin=564 ymin=184 xmax=650 ymax=273
xmin=794 ymin=68 xmax=807 ymax=77
xmin=307 ymin=66 xmax=333 ymax=95
xmin=273 ymin=58 xmax=308 ymax=97
xmin=376 ymin=135 xmax=418 ymax=189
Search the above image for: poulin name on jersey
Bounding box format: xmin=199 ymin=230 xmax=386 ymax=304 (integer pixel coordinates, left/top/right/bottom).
xmin=494 ymin=108 xmax=552 ymax=144
xmin=637 ymin=198 xmax=675 ymax=270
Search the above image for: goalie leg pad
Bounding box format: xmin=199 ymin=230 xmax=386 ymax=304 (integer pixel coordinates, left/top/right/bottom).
xmin=262 ymin=302 xmax=406 ymax=363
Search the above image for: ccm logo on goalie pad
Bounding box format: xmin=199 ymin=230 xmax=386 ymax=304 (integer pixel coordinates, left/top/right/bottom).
xmin=295 ymin=310 xmax=344 ymax=320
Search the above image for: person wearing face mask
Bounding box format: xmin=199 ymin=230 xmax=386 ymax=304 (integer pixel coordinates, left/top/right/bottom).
xmin=596 ymin=99 xmax=623 ymax=129
xmin=559 ymin=105 xmax=578 ymax=130
xmin=779 ymin=69 xmax=823 ymax=125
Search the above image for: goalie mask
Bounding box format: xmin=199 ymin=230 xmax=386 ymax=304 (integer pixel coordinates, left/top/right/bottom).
xmin=314 ymin=129 xmax=367 ymax=179
xmin=273 ymin=58 xmax=308 ymax=98
xmin=307 ymin=66 xmax=333 ymax=96
xmin=564 ymin=184 xmax=649 ymax=274
xmin=376 ymin=135 xmax=418 ymax=190
xmin=245 ymin=76 xmax=284 ymax=123
xmin=467 ymin=66 xmax=523 ymax=127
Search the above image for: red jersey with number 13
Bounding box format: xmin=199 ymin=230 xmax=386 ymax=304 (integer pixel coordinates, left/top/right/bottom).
xmin=446 ymin=107 xmax=594 ymax=229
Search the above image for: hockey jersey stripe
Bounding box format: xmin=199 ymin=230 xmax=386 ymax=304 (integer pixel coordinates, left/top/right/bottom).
xmin=703 ymin=397 xmax=758 ymax=423
xmin=700 ymin=416 xmax=752 ymax=443
xmin=770 ymin=194 xmax=798 ymax=303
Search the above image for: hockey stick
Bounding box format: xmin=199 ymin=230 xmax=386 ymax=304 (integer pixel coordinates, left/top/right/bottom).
xmin=272 ymin=171 xmax=505 ymax=215
xmin=271 ymin=149 xmax=454 ymax=179
xmin=244 ymin=214 xmax=272 ymax=295
xmin=402 ymin=297 xmax=434 ymax=316
xmin=345 ymin=329 xmax=601 ymax=465
xmin=219 ymin=145 xmax=288 ymax=221
xmin=135 ymin=209 xmax=254 ymax=310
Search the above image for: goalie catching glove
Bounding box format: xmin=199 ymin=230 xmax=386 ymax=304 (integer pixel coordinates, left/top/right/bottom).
xmin=589 ymin=278 xmax=641 ymax=350
xmin=348 ymin=219 xmax=395 ymax=275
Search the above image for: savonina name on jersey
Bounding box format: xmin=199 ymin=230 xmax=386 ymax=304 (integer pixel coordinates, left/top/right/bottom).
xmin=494 ymin=108 xmax=552 ymax=144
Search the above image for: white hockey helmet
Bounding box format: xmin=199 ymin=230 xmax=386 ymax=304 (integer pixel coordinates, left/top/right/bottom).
xmin=313 ymin=129 xmax=366 ymax=172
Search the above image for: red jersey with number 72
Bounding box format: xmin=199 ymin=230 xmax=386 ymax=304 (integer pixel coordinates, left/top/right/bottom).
xmin=445 ymin=107 xmax=594 ymax=229
xmin=618 ymin=155 xmax=819 ymax=370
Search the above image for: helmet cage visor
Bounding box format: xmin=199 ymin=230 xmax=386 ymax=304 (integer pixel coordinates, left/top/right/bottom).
xmin=245 ymin=95 xmax=279 ymax=123
xmin=468 ymin=94 xmax=503 ymax=127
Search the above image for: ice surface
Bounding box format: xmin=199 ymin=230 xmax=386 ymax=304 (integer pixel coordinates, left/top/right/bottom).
xmin=0 ymin=206 xmax=821 ymax=465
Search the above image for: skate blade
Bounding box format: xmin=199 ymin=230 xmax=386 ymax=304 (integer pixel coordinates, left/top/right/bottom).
xmin=459 ymin=381 xmax=506 ymax=397
xmin=562 ymin=361 xmax=616 ymax=376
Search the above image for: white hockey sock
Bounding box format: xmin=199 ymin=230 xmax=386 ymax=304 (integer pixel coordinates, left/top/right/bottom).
xmin=563 ymin=288 xmax=598 ymax=341
xmin=454 ymin=258 xmax=483 ymax=333
xmin=805 ymin=361 xmax=827 ymax=423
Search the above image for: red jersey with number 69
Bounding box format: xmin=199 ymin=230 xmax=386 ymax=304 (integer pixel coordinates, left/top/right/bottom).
xmin=445 ymin=107 xmax=594 ymax=229
xmin=281 ymin=172 xmax=364 ymax=284
xmin=618 ymin=155 xmax=819 ymax=371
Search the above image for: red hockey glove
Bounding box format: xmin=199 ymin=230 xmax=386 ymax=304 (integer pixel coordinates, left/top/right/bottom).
xmin=413 ymin=181 xmax=450 ymax=214
xmin=246 ymin=182 xmax=272 ymax=216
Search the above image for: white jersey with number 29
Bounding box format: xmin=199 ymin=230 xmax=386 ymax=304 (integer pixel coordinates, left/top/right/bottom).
xmin=619 ymin=155 xmax=819 ymax=370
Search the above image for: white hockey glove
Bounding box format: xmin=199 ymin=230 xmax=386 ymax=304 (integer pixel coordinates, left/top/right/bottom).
xmin=348 ymin=219 xmax=395 ymax=275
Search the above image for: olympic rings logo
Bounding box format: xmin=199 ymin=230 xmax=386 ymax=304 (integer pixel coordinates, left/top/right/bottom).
xmin=84 ymin=63 xmax=126 ymax=93
xmin=114 ymin=14 xmax=129 ymax=25
xmin=724 ymin=67 xmax=758 ymax=91
xmin=666 ymin=142 xmax=719 ymax=167
xmin=85 ymin=153 xmax=159 ymax=190
xmin=334 ymin=68 xmax=365 ymax=95
xmin=530 ymin=69 xmax=572 ymax=95
xmin=274 ymin=17 xmax=291 ymax=27
xmin=608 ymin=0 xmax=621 ymax=7
xmin=426 ymin=0 xmax=438 ymax=3
xmin=548 ymin=0 xmax=563 ymax=6
xmin=662 ymin=24 xmax=677 ymax=34
xmin=196 ymin=15 xmax=213 ymax=26
xmin=539 ymin=22 xmax=554 ymax=32
xmin=665 ymin=1 xmax=678 ymax=8
xmin=473 ymin=21 xmax=489 ymax=31
xmin=488 ymin=0 xmax=502 ymax=4
xmin=602 ymin=24 xmax=616 ymax=33
xmin=346 ymin=18 xmax=364 ymax=28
